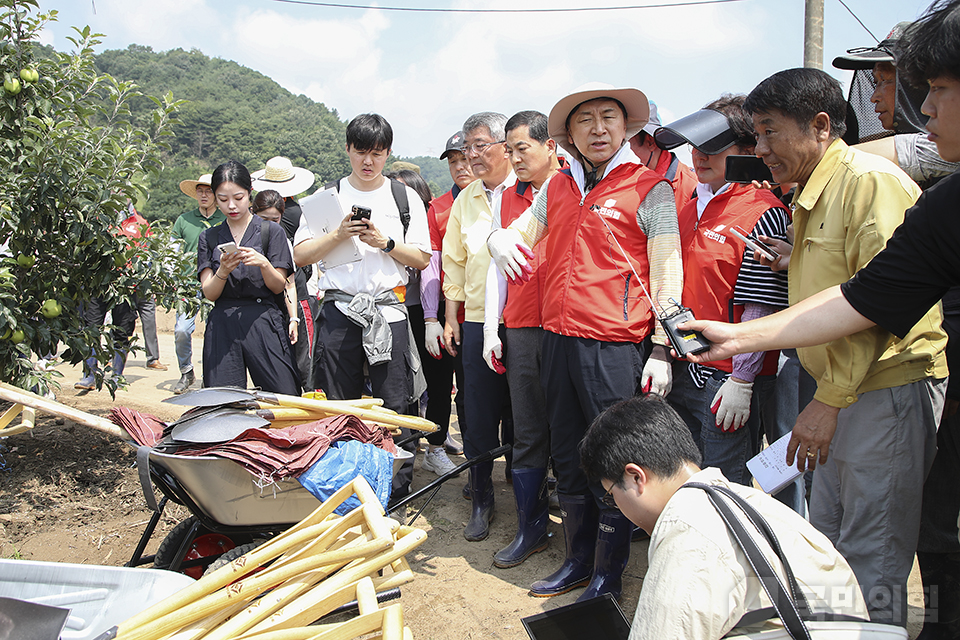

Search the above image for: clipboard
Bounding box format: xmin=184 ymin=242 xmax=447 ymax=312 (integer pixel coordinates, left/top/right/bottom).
xmin=299 ymin=187 xmax=362 ymax=269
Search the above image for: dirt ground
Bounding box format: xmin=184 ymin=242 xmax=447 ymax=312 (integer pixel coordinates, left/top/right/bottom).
xmin=0 ymin=328 xmax=928 ymax=639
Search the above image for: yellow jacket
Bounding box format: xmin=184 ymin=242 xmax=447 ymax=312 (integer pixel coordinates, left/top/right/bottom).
xmin=441 ymin=175 xmax=515 ymax=322
xmin=790 ymin=139 xmax=947 ymax=408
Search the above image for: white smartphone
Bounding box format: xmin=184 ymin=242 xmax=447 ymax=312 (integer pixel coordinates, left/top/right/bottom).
xmin=726 ymin=226 xmax=779 ymax=262
xmin=217 ymin=241 xmax=238 ymax=255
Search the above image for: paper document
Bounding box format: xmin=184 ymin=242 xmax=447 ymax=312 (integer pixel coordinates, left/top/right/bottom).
xmin=299 ymin=188 xmax=361 ymax=269
xmin=747 ymin=432 xmax=803 ymax=495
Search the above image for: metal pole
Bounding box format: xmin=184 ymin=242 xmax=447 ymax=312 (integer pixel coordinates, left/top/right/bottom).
xmin=804 ymin=0 xmax=824 ymax=69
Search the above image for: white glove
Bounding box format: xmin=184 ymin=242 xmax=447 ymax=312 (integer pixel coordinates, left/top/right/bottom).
xmin=641 ymin=351 xmax=672 ymax=396
xmin=425 ymin=320 xmax=443 ymax=359
xmin=487 ymin=228 xmax=534 ymax=284
xmin=711 ymin=378 xmax=753 ymax=432
xmin=482 ymin=325 xmax=505 ymax=374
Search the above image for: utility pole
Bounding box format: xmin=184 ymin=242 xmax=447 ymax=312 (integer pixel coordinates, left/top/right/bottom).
xmin=804 ymin=0 xmax=824 ymax=69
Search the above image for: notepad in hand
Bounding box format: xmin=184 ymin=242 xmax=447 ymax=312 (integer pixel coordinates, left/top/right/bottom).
xmin=747 ymin=432 xmax=803 ymax=495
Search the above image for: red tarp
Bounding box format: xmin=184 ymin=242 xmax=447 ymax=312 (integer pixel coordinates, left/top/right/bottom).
xmin=111 ymin=408 xmax=396 ymax=480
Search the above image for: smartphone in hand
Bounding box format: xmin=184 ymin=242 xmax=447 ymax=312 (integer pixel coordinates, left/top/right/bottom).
xmin=727 ymin=225 xmax=779 ymax=262
xmin=351 ymin=205 xmax=371 ymax=227
xmin=725 ymin=155 xmax=775 ymax=185
xmin=217 ymin=241 xmax=238 ymax=255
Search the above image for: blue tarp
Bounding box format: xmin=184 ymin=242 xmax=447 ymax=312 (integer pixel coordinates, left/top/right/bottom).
xmin=297 ymin=440 xmax=392 ymax=515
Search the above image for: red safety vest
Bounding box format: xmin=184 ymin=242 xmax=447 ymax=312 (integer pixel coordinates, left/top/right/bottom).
xmin=427 ymin=188 xmax=456 ymax=252
xmin=427 ymin=186 xmax=466 ymax=324
xmin=679 ymin=183 xmax=783 ymax=373
xmin=500 ymin=181 xmax=547 ymax=328
xmin=541 ymin=163 xmax=665 ymax=342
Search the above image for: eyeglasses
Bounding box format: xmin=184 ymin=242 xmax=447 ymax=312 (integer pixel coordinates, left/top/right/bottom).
xmin=459 ymin=140 xmax=505 ymax=155
xmin=600 ymin=487 xmax=620 ymax=510
xmin=195 ymin=187 xmax=213 ymax=196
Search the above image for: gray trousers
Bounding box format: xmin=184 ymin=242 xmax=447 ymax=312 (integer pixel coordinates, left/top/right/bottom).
xmin=504 ymin=327 xmax=550 ymax=470
xmin=811 ymin=376 xmax=946 ymax=627
xmin=135 ymin=294 xmax=160 ymax=364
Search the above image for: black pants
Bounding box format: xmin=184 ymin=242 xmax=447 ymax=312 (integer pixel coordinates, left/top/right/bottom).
xmin=541 ymin=331 xmax=648 ymax=498
xmin=461 ymin=321 xmax=512 ymax=459
xmin=202 ymin=298 xmax=301 ymax=395
xmin=314 ymin=301 xmax=411 ymax=412
xmin=83 ymin=297 xmax=137 ymax=349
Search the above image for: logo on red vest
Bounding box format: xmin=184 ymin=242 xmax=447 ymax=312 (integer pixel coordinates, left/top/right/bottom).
xmin=703 ymin=224 xmax=729 ymax=244
xmin=590 ymin=199 xmax=623 ymax=221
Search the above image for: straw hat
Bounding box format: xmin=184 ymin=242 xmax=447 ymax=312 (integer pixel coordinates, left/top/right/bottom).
xmin=251 ymin=156 xmax=316 ymax=197
xmin=179 ymin=173 xmax=213 ymax=199
xmin=548 ymin=82 xmax=650 ymax=157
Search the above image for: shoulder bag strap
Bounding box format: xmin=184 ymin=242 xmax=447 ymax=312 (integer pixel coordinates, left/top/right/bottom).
xmin=684 ymin=482 xmax=812 ymax=640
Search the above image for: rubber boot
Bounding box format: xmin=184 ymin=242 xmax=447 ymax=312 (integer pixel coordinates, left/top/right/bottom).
xmin=111 ymin=350 xmax=127 ymax=378
xmin=529 ymin=494 xmax=598 ymax=597
xmin=493 ymin=468 xmax=549 ymax=568
xmin=917 ymin=551 xmax=960 ymax=639
xmin=74 ymin=357 xmax=98 ymax=390
xmin=576 ymin=509 xmax=633 ymax=602
xmin=463 ymin=460 xmax=494 ymax=541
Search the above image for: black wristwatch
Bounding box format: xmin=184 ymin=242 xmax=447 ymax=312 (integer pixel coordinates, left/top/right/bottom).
xmin=382 ymin=237 xmax=396 ymax=253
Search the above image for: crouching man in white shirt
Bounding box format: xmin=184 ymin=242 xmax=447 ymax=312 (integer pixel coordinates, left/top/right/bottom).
xmin=578 ymin=394 xmax=868 ymax=640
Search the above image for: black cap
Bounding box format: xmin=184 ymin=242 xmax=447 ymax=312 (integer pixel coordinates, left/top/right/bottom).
xmin=832 ymin=22 xmax=911 ymax=70
xmin=440 ymin=131 xmax=465 ymax=160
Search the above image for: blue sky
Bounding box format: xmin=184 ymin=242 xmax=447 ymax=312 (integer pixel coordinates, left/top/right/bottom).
xmin=38 ymin=0 xmax=933 ymax=158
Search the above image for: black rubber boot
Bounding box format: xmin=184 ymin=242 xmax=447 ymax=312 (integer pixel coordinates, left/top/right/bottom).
xmin=917 ymin=551 xmax=960 ymax=639
xmin=576 ymin=509 xmax=633 ymax=602
xmin=529 ymin=494 xmax=598 ymax=597
xmin=494 ymin=468 xmax=549 ymax=568
xmin=463 ymin=460 xmax=494 ymax=541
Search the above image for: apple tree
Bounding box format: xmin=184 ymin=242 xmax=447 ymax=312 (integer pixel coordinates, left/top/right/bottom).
xmin=0 ymin=0 xmax=196 ymax=395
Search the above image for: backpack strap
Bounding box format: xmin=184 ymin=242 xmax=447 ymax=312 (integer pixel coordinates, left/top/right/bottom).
xmin=326 ymin=177 xmax=410 ymax=240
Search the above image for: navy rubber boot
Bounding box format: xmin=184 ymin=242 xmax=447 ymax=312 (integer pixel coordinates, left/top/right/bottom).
xmin=74 ymin=357 xmax=98 ymax=390
xmin=576 ymin=509 xmax=633 ymax=602
xmin=463 ymin=460 xmax=495 ymax=541
xmin=529 ymin=494 xmax=598 ymax=597
xmin=494 ymin=468 xmax=549 ymax=568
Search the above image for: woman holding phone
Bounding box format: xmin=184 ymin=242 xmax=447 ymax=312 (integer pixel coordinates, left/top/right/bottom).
xmin=197 ymin=160 xmax=301 ymax=394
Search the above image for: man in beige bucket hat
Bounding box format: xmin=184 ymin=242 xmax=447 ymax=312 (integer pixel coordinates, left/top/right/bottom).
xmin=487 ymin=82 xmax=683 ymax=602
xmin=171 ymin=172 xmax=224 ymax=393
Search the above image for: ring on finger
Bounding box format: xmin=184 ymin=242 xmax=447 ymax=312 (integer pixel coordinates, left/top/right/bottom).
xmin=805 ymin=451 xmax=817 ymax=459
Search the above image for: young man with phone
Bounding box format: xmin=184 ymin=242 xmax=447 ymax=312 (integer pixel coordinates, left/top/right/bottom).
xmin=653 ymin=96 xmax=790 ymax=486
xmin=293 ymin=114 xmax=431 ymax=499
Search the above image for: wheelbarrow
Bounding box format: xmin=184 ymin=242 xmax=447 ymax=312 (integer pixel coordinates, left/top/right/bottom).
xmin=128 ymin=440 xmax=512 ymax=578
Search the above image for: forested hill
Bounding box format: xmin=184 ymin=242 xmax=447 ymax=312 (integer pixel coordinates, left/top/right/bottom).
xmin=93 ymin=45 xmax=452 ymax=221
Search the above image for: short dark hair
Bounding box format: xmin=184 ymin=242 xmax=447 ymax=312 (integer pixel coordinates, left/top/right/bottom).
xmin=252 ymin=189 xmax=285 ymax=214
xmin=704 ymin=93 xmax=756 ymax=152
xmin=744 ymin=68 xmax=848 ymax=140
xmin=506 ymin=110 xmax=550 ymax=144
xmin=579 ymin=394 xmax=702 ymax=487
xmin=211 ymin=160 xmax=252 ymax=195
xmin=897 ymin=0 xmax=960 ymax=86
xmin=386 ymin=169 xmax=433 ymax=207
xmin=346 ymin=113 xmax=393 ymax=152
